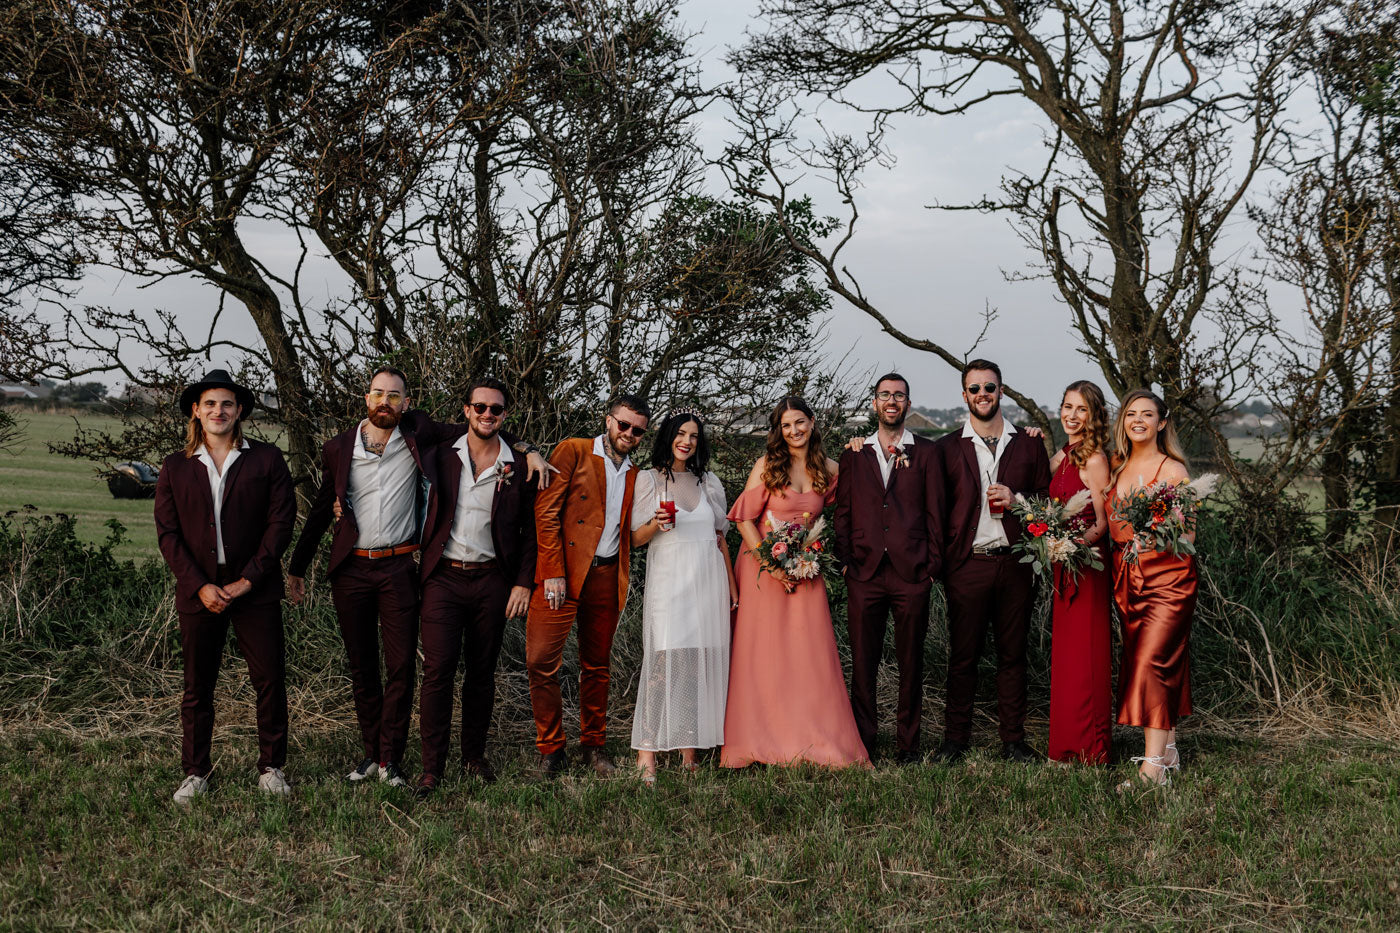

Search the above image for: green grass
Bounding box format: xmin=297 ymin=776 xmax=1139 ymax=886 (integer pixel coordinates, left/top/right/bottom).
xmin=0 ymin=410 xmax=156 ymax=562
xmin=0 ymin=728 xmax=1395 ymax=929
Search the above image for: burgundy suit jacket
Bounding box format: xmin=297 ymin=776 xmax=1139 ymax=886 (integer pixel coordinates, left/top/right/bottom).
xmin=834 ymin=435 xmax=942 ymax=583
xmin=932 ymin=426 xmax=1052 ymax=576
xmin=287 ymin=410 xmax=519 ymax=579
xmin=154 ymin=440 xmax=296 ymax=614
xmin=419 ymin=439 xmax=538 ymax=588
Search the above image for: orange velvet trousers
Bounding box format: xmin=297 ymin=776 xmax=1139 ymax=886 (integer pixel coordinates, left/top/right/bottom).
xmin=525 ymin=563 xmax=620 ymax=755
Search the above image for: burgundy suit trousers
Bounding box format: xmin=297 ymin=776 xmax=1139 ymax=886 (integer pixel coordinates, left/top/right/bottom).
xmin=179 ymin=591 xmax=287 ymax=777
xmin=330 ymin=554 xmax=419 ymax=766
xmin=943 ymin=553 xmax=1036 ymax=744
xmin=418 ymin=564 xmax=511 ymax=777
xmin=846 ymin=557 xmax=932 ymax=758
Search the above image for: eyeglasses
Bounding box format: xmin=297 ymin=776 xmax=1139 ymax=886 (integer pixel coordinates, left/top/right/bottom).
xmin=367 ymin=389 xmax=405 ymax=404
xmin=611 ymin=415 xmax=647 ymax=437
xmin=965 ymin=383 xmax=999 ymax=395
xmin=875 ymin=391 xmax=908 ymax=402
xmin=469 ymin=402 xmax=505 ymax=415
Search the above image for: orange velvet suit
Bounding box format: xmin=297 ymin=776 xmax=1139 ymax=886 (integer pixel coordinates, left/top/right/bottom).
xmin=526 ymin=437 xmax=638 ymax=755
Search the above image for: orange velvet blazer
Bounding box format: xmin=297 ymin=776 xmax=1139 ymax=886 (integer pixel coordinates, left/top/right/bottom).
xmin=533 ymin=436 xmax=638 ymax=607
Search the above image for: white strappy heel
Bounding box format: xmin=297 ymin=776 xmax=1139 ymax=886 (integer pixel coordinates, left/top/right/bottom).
xmin=1117 ymin=754 xmax=1171 ymax=793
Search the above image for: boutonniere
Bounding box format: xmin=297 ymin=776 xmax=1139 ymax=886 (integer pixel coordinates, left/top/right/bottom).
xmin=496 ymin=463 xmax=514 ymax=490
xmin=887 ymin=444 xmax=910 ymax=470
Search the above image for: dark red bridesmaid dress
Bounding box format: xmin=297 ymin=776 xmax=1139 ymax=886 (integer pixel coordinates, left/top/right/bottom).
xmin=1046 ymin=446 xmax=1113 ymax=764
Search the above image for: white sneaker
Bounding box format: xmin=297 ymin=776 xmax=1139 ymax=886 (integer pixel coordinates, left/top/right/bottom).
xmin=346 ymin=758 xmax=379 ymax=782
xmin=258 ymin=767 xmax=292 ymax=796
xmin=379 ymin=762 xmax=407 ymax=787
xmin=173 ymin=774 xmax=209 ymax=805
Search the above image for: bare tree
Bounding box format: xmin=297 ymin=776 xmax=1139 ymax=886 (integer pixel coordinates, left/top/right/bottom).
xmin=727 ymin=0 xmax=1321 ymax=442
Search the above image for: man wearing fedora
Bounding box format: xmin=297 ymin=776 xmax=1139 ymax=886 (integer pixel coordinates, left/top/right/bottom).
xmin=287 ymin=366 xmax=550 ymax=787
xmin=155 ymin=369 xmax=296 ymax=805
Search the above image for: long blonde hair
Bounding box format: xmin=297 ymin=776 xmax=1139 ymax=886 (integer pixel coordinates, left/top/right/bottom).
xmin=1108 ymin=388 xmax=1187 ymax=487
xmin=183 ymin=410 xmax=244 ymax=458
xmin=1061 ymin=380 xmax=1110 ymax=469
xmin=761 ymin=397 xmax=833 ymax=494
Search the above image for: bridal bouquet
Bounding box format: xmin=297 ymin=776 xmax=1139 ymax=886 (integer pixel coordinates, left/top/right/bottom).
xmin=1009 ymin=490 xmax=1103 ymax=584
xmin=753 ymin=510 xmax=833 ymax=582
xmin=1110 ymin=474 xmax=1219 ymax=565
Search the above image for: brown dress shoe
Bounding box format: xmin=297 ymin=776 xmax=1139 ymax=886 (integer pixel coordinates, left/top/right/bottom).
xmin=538 ymin=749 xmax=568 ymax=778
xmin=462 ymin=757 xmax=497 ymax=784
xmin=413 ymin=773 xmax=439 ymax=799
xmin=579 ymin=746 xmax=617 ymax=775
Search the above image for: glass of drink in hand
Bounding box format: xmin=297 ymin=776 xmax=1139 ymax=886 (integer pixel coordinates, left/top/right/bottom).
xmin=986 ymin=472 xmax=1005 ymax=517
xmin=659 ymin=498 xmax=677 ymax=529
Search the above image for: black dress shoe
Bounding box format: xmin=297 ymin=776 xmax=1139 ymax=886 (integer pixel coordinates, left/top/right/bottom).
xmin=462 ymin=757 xmax=497 ymax=784
xmin=1000 ymin=740 xmax=1040 ymax=763
xmin=895 ymin=749 xmax=922 ymax=766
xmin=413 ymin=773 xmax=439 ymax=799
xmin=579 ymin=746 xmax=617 ymax=776
xmin=931 ymin=739 xmax=969 ymax=764
xmin=539 ymin=749 xmax=568 ymax=778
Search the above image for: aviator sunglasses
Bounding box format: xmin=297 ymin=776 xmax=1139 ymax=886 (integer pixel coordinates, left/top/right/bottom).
xmin=470 ymin=402 xmax=505 ymax=415
xmin=965 ymin=382 xmax=999 ymax=395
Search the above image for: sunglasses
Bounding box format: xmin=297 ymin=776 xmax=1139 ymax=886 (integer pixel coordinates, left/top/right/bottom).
xmin=611 ymin=415 xmax=647 ymax=437
xmin=367 ymin=389 xmax=405 ymax=404
xmin=469 ymin=402 xmax=505 ymax=415
xmin=875 ymin=391 xmax=908 ymax=402
xmin=965 ymin=383 xmax=999 ymax=395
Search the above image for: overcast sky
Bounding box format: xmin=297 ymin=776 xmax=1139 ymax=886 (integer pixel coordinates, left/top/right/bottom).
xmin=74 ymin=1 xmax=1281 ymax=412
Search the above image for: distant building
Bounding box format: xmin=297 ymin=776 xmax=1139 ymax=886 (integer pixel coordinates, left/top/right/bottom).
xmin=1 ymin=384 xmax=44 ymax=400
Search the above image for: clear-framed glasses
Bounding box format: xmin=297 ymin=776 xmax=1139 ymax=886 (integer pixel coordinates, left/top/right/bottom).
xmin=367 ymin=389 xmax=405 ymax=405
xmin=875 ymin=390 xmax=909 ymax=403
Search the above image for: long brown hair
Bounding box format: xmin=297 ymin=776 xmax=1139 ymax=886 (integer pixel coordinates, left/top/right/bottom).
xmin=1108 ymin=388 xmax=1187 ymax=487
xmin=761 ymin=397 xmax=833 ymax=494
xmin=183 ymin=409 xmax=244 ymax=458
xmin=1061 ymin=380 xmax=1110 ymax=469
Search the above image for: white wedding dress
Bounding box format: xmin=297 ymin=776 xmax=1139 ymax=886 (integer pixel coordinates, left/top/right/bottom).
xmin=629 ymin=469 xmax=731 ymax=751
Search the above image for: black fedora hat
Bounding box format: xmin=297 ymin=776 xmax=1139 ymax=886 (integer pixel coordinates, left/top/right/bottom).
xmin=179 ymin=369 xmax=256 ymax=420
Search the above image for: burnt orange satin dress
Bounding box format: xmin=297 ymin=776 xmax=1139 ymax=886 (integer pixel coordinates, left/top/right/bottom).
xmin=1108 ymin=462 xmax=1196 ymax=730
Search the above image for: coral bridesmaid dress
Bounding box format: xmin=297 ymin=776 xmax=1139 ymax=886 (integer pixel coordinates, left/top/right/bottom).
xmin=720 ymin=482 xmax=870 ymax=768
xmin=1108 ymin=459 xmax=1196 ymax=730
xmin=1046 ymin=446 xmax=1113 ymax=764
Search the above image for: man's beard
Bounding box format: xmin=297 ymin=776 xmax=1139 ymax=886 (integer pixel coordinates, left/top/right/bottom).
xmin=967 ymin=398 xmax=1000 ymax=425
xmin=368 ymin=407 xmax=402 ymax=429
xmin=879 ymin=407 xmax=907 ymax=429
xmin=470 ymin=421 xmax=500 ymax=441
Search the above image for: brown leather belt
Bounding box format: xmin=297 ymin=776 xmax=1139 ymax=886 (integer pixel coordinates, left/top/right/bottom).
xmin=447 ymin=558 xmax=498 ymax=573
xmin=353 ymin=543 xmax=419 ymax=559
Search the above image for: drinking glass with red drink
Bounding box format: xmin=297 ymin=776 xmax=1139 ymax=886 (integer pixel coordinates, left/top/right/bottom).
xmin=985 ymin=471 xmax=1005 ymax=517
xmin=659 ymin=498 xmax=677 ymax=529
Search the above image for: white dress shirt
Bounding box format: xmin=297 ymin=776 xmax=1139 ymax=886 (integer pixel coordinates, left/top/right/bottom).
xmin=592 ymin=434 xmax=632 ymax=559
xmin=195 ymin=439 xmax=250 ymax=565
xmin=864 ymin=428 xmax=916 ymax=488
xmin=443 ymin=436 xmax=514 ymax=562
xmin=348 ymin=423 xmax=419 ymax=549
xmin=963 ymin=415 xmax=1018 ymax=549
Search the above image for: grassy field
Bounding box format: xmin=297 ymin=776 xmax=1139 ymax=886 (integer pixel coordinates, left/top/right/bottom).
xmin=0 ymin=410 xmax=157 ymax=562
xmin=0 ymin=723 xmax=1395 ymax=930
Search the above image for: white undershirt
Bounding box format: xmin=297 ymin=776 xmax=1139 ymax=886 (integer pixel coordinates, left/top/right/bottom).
xmin=443 ymin=435 xmax=514 ymax=562
xmin=195 ymin=439 xmax=249 ymax=565
xmin=963 ymin=415 xmax=1018 ymax=549
xmin=592 ymin=434 xmax=632 ymax=559
xmin=864 ymin=428 xmax=916 ymax=488
xmin=348 ymin=423 xmax=419 ymax=549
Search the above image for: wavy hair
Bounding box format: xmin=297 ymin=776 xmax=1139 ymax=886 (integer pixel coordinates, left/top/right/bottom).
xmin=1061 ymin=380 xmax=1110 ymax=469
xmin=761 ymin=397 xmax=832 ymax=494
xmin=1109 ymin=388 xmax=1188 ymax=487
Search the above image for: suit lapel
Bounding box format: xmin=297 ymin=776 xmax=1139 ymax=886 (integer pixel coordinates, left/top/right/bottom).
xmin=186 ymin=455 xmax=215 ymax=515
xmin=960 ymin=435 xmax=981 ymax=490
